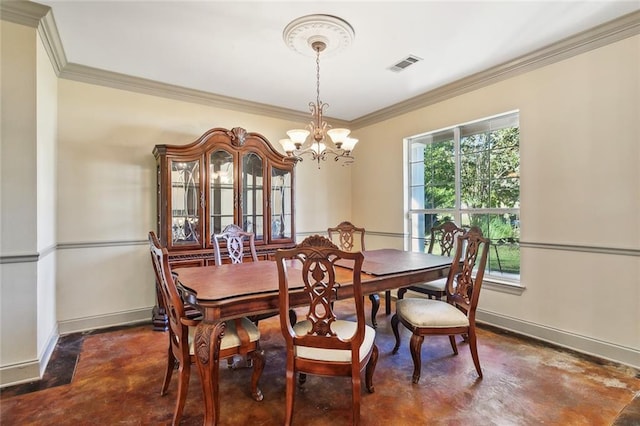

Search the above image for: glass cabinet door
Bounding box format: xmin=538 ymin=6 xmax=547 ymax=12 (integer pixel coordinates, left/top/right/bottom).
xmin=241 ymin=152 xmax=264 ymax=241
xmin=170 ymin=159 xmax=201 ymax=246
xmin=271 ymin=166 xmax=292 ymax=240
xmin=209 ymin=149 xmax=235 ymax=238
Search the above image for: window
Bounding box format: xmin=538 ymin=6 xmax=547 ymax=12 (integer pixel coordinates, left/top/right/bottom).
xmin=407 ymin=111 xmax=520 ymax=282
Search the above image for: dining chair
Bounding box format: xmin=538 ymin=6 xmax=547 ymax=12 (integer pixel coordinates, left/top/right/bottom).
xmin=149 ymin=231 xmax=265 ymax=425
xmin=213 ymin=224 xmax=281 ymax=325
xmin=391 ymin=226 xmax=489 ymax=384
xmin=275 ymin=235 xmax=378 ymax=426
xmin=327 ymin=221 xmax=388 ymax=328
xmin=397 ymin=221 xmax=465 ymax=301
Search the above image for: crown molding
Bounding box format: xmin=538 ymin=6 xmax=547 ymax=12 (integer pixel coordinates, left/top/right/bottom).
xmin=350 ymin=10 xmax=640 ymax=129
xmin=3 ymin=3 xmax=638 ymax=129
xmin=58 ymin=62 xmax=355 ymax=126
xmin=0 ymin=0 xmax=48 ymax=27
xmin=1 ymin=1 xmax=67 ymax=74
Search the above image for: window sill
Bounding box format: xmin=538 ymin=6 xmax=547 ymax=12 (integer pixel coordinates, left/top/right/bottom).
xmin=483 ymin=277 xmax=525 ymax=295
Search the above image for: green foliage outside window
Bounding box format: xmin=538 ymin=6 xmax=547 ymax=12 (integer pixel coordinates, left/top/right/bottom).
xmin=418 ymin=123 xmax=520 ymax=277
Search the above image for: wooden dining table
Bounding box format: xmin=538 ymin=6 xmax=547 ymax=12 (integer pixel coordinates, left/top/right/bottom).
xmin=173 ymin=248 xmax=454 ymax=425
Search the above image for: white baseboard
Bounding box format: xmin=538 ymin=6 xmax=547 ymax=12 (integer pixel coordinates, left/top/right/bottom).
xmin=39 ymin=325 xmax=59 ymax=377
xmin=0 ymin=326 xmax=59 ymax=388
xmin=0 ymin=359 xmax=41 ymax=388
xmin=1 ymin=310 xmax=151 ymax=388
xmin=476 ymin=309 xmax=640 ymax=370
xmin=58 ymin=307 xmax=152 ymax=335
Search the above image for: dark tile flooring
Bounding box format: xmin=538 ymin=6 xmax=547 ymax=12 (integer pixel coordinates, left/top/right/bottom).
xmin=2 ymin=300 xmax=639 ymax=425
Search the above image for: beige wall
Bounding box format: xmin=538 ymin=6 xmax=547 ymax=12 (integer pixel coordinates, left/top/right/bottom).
xmin=54 ymin=79 xmax=352 ymax=330
xmin=352 ymin=35 xmax=640 ymax=366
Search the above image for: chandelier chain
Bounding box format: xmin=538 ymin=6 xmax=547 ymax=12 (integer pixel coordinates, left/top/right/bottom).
xmin=316 ymin=45 xmax=321 ymax=107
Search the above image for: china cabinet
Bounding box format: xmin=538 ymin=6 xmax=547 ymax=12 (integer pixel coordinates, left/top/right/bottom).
xmin=152 ymin=126 xmax=296 ymax=328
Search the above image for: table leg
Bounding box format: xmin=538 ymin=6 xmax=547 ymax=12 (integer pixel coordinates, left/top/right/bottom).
xmin=194 ymin=321 xmax=225 ymax=426
xmin=369 ymin=293 xmax=380 ymax=328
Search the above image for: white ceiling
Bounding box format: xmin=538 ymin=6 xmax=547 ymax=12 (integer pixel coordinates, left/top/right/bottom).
xmin=34 ymin=1 xmax=640 ymax=121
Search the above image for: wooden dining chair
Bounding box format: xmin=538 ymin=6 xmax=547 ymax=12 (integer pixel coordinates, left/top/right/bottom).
xmin=397 ymin=221 xmax=465 ymax=301
xmin=327 ymin=221 xmax=388 ymax=328
xmin=213 ymin=223 xmax=285 ymax=325
xmin=391 ymin=227 xmax=489 ymax=384
xmin=275 ymin=235 xmax=378 ymax=426
xmin=149 ymin=231 xmax=265 ymax=425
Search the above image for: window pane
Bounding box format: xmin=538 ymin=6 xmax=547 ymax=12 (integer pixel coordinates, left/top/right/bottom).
xmin=419 ymin=137 xmax=455 ymax=209
xmin=461 ymin=212 xmax=520 ymax=277
xmin=409 ymin=213 xmax=456 ymax=253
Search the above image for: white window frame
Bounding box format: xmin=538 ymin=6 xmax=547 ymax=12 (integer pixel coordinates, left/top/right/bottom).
xmin=404 ymin=111 xmax=522 ymax=289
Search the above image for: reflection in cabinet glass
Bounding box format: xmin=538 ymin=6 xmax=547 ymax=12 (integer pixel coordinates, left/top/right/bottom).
xmin=272 ymin=167 xmax=292 ymax=240
xmin=171 ymin=160 xmax=201 ymax=245
xmin=242 ymin=152 xmax=264 ymax=240
xmin=209 ymin=149 xmax=234 ymax=237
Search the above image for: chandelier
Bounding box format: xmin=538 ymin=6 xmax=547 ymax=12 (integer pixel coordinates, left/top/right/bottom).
xmin=280 ymin=15 xmax=358 ymax=167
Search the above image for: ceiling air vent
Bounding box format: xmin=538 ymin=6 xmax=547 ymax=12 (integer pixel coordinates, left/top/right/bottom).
xmin=389 ymin=54 xmax=422 ymax=72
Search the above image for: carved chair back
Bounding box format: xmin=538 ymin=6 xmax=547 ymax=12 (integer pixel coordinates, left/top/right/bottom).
xmin=213 ymin=224 xmax=259 ymax=265
xmin=328 ymin=221 xmax=366 ymax=253
xmin=446 ymin=226 xmax=490 ymax=320
xmin=276 ymin=235 xmax=366 ymax=353
xmin=276 ymin=235 xmax=377 ymax=425
xmin=427 ymin=221 xmax=465 ymax=256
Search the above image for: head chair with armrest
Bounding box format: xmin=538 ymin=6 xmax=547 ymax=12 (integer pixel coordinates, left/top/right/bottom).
xmin=149 ymin=231 xmax=264 ymax=425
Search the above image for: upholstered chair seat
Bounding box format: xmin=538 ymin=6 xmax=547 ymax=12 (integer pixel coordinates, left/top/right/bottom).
xmin=293 ymin=320 xmax=376 ymax=362
xmin=395 ymin=298 xmax=469 ymax=328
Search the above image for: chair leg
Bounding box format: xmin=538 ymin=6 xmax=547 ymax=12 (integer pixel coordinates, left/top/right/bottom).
xmin=409 ymin=333 xmax=424 ymax=384
xmin=391 ymin=314 xmax=400 ymax=354
xmin=391 ymin=314 xmax=401 ymax=354
xmin=284 ymin=359 xmax=296 ymax=426
xmin=369 ymin=293 xmax=380 ymax=328
xmin=161 ymin=346 xmax=176 ymax=396
xmin=384 ymin=290 xmax=391 ymax=314
xmin=248 ymin=349 xmax=265 ymax=401
xmin=448 ymin=335 xmax=459 ymax=355
xmin=351 ymin=365 xmax=362 ymax=426
xmin=468 ymin=328 xmax=483 ymax=378
xmin=365 ymin=344 xmax=378 ymax=393
xmin=172 ymin=359 xmax=190 ymax=426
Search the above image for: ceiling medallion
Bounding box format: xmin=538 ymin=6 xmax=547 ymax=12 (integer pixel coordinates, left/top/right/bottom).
xmin=283 ymin=14 xmax=355 ymax=57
